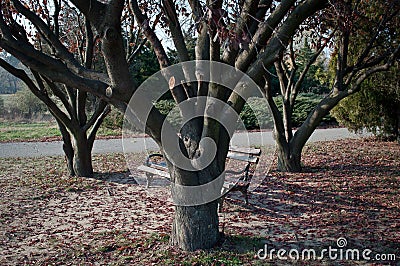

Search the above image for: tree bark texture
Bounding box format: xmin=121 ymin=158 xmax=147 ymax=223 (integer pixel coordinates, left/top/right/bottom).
xmin=72 ymin=132 xmax=94 ymax=177
xmin=276 ymin=141 xmax=302 ymax=172
xmin=171 ymin=201 xmax=220 ymax=251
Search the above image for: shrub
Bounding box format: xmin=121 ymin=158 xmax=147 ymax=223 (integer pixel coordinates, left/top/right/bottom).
xmin=10 ymin=88 xmax=47 ymax=119
xmin=242 ymin=94 xmax=336 ymax=129
xmin=154 ymin=100 xmax=182 ymax=129
xmin=102 ymin=107 xmax=124 ymax=129
xmin=100 ymin=94 xmax=337 ymax=131
xmin=331 ymin=87 xmax=399 ymax=139
xmin=240 ymin=98 xmax=273 ymax=129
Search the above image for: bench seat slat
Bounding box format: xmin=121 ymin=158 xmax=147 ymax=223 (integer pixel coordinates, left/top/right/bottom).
xmin=138 ymin=165 xmax=235 ymax=191
xmin=229 ymin=146 xmax=261 ymax=155
xmin=137 ymin=165 xmax=171 ymax=178
xmin=227 ymin=152 xmax=259 ymax=163
xmin=147 ymin=162 xmax=168 ymax=172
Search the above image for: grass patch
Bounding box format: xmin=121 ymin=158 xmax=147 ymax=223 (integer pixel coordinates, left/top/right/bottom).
xmin=0 ymin=121 xmax=61 ymax=142
xmin=0 ymin=120 xmax=122 ymax=142
xmin=90 ymin=233 xmax=264 ymax=265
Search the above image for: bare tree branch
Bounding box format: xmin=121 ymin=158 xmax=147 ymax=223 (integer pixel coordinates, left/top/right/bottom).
xmin=222 ymin=0 xmax=260 ymax=65
xmin=9 ymin=0 xmax=107 ymax=83
xmin=69 ymin=0 xmax=106 ymax=29
xmin=235 ymin=0 xmax=298 ymax=72
xmin=88 ymin=105 xmax=111 ymax=149
xmin=0 ymin=58 xmax=74 ymax=129
xmin=291 ymin=30 xmax=336 ymax=103
xmin=83 ymin=100 xmax=109 ymax=132
xmin=41 ymin=76 xmax=77 ymax=120
xmin=130 ymin=0 xmax=170 ymax=69
xmin=84 ymin=18 xmax=94 ymax=69
xmin=162 ymin=0 xmax=190 ymax=62
xmin=127 ymin=37 xmax=147 ymax=65
xmin=274 ymin=57 xmax=287 ymax=98
xmin=52 ymin=0 xmax=61 ymax=37
xmin=0 ymin=37 xmax=110 ymax=98
xmin=228 ymin=0 xmax=328 ymax=113
xmin=247 ymin=0 xmax=273 ymax=36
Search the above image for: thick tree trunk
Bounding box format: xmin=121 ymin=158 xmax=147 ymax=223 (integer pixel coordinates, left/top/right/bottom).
xmin=72 ymin=133 xmax=93 ymax=177
xmin=63 ymin=138 xmax=75 ymax=176
xmin=168 ymin=150 xmax=224 ymax=251
xmin=56 ymin=119 xmax=75 ymax=176
xmin=276 ymin=141 xmax=302 ymax=172
xmin=277 ymin=92 xmax=349 ymax=172
xmin=57 ymin=118 xmax=94 ymax=177
xmin=282 ymin=101 xmax=294 ymax=141
xmin=395 ymin=106 xmax=400 ymax=144
xmin=171 ymin=201 xmax=220 ymax=251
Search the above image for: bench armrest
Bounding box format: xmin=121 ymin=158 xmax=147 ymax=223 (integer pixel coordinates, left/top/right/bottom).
xmin=145 ymin=153 xmax=165 ymax=166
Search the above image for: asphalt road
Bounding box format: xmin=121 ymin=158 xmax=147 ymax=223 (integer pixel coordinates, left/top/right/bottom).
xmin=0 ymin=128 xmax=369 ymax=158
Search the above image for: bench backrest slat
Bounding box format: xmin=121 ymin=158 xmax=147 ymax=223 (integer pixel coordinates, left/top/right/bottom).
xmin=147 ymin=148 xmax=261 ymax=166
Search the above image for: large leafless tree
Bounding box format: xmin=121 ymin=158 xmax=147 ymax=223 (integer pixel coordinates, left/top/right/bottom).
xmin=0 ymin=0 xmax=113 ymax=177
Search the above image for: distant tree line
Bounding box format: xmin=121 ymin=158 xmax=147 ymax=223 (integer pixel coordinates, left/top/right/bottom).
xmin=0 ymin=52 xmax=21 ymax=94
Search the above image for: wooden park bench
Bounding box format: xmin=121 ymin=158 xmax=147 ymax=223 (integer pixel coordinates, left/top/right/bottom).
xmin=137 ymin=147 xmax=261 ymax=210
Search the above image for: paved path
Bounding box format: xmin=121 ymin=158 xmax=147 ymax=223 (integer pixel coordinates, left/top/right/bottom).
xmin=0 ymin=128 xmax=369 ymax=158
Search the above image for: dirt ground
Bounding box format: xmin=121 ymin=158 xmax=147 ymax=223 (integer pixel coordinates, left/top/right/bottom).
xmin=0 ymin=139 xmax=399 ymax=265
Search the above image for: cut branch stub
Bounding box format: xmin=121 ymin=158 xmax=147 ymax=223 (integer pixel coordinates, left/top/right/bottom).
xmin=106 ymin=86 xmax=113 ymax=98
xmin=169 ymin=76 xmax=176 ymax=89
xmin=104 ymin=27 xmax=118 ymax=41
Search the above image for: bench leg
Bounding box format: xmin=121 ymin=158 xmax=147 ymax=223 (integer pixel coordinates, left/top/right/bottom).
xmin=146 ymin=173 xmax=154 ymax=188
xmin=240 ymin=189 xmax=249 ymax=205
xmin=218 ymin=196 xmax=225 ymax=212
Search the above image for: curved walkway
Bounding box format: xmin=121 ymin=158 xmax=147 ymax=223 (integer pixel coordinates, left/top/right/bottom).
xmin=0 ymin=128 xmax=369 ymax=158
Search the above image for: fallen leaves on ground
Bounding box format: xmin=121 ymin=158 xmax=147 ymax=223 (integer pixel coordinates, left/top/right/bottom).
xmin=0 ymin=138 xmax=398 ymax=265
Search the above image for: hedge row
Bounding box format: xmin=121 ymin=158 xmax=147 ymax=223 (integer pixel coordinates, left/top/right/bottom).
xmin=103 ymin=93 xmax=336 ymax=130
xmin=242 ymin=93 xmax=336 ymax=128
